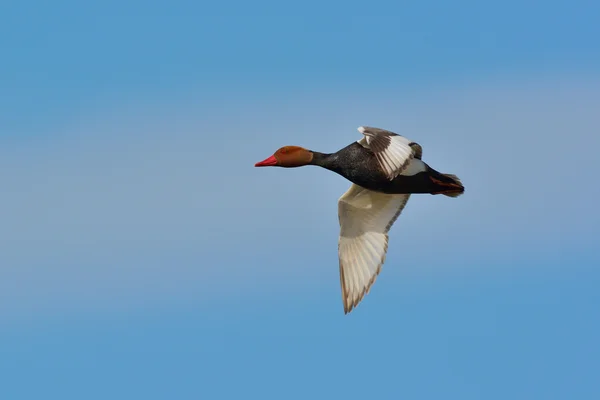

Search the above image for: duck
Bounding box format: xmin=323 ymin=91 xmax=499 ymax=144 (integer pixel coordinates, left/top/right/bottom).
xmin=255 ymin=126 xmax=464 ymax=314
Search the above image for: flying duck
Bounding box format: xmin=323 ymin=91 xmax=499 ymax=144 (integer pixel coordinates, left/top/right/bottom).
xmin=255 ymin=126 xmax=464 ymax=314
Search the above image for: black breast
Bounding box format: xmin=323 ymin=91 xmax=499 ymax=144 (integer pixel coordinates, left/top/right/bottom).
xmin=313 ymin=142 xmax=434 ymax=195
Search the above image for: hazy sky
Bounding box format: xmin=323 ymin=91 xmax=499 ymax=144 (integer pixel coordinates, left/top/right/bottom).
xmin=1 ymin=1 xmax=599 ymax=399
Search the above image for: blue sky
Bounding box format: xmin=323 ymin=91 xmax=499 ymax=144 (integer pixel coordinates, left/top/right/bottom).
xmin=1 ymin=1 xmax=599 ymax=399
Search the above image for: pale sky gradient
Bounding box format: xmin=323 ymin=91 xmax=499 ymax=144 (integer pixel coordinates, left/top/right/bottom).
xmin=1 ymin=76 xmax=599 ymax=322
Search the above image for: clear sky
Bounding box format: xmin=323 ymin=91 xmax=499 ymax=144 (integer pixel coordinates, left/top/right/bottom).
xmin=1 ymin=1 xmax=599 ymax=399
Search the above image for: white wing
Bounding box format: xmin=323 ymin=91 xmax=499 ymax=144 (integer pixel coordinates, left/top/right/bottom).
xmin=337 ymin=184 xmax=410 ymax=314
xmin=357 ymin=126 xmax=421 ymax=180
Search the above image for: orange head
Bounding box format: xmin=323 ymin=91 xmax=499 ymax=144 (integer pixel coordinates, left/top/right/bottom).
xmin=254 ymin=146 xmax=314 ymax=168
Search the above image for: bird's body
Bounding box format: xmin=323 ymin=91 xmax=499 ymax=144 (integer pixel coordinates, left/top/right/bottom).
xmin=255 ymin=126 xmax=464 ymax=314
xmin=309 ymin=141 xmax=459 ymax=195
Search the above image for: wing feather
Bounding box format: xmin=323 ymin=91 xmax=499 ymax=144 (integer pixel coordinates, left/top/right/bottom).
xmin=337 ymin=184 xmax=410 ymax=314
xmin=357 ymin=126 xmax=422 ymax=180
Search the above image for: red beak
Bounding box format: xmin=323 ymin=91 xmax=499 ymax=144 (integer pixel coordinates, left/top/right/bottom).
xmin=255 ymin=155 xmax=278 ymax=167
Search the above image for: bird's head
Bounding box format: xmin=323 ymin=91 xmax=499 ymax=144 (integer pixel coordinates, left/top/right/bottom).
xmin=254 ymin=146 xmax=314 ymax=168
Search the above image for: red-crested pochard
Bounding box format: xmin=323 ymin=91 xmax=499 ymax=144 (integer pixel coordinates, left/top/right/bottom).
xmin=255 ymin=126 xmax=464 ymax=314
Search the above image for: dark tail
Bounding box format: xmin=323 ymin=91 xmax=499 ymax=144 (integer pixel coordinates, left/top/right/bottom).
xmin=428 ymin=169 xmax=464 ymax=198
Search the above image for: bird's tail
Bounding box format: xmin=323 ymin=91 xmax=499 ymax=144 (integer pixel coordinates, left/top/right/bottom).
xmin=428 ymin=169 xmax=465 ymax=197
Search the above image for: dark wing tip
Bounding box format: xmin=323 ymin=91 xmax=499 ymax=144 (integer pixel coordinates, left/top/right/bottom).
xmin=409 ymin=142 xmax=423 ymax=159
xmin=358 ymin=126 xmax=397 ymax=136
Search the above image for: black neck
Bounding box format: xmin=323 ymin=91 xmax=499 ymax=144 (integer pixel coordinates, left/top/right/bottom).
xmin=309 ymin=151 xmax=337 ymax=170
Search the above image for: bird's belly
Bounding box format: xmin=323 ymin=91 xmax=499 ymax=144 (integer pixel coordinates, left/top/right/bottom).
xmin=344 ymin=171 xmax=433 ymax=195
xmin=339 ymin=159 xmax=431 ymax=194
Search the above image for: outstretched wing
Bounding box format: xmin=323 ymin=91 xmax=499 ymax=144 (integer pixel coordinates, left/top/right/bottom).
xmin=337 ymin=184 xmax=411 ymax=314
xmin=357 ymin=126 xmax=422 ymax=180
